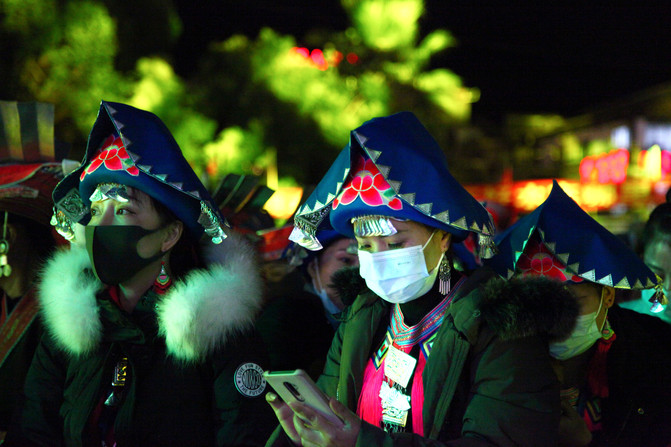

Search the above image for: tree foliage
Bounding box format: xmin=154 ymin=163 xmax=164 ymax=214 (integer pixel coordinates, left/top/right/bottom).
xmin=0 ymin=0 xmax=480 ymax=188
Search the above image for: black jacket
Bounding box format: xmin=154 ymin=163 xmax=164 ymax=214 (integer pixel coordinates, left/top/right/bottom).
xmin=592 ymin=305 xmax=671 ymax=447
xmin=7 ymin=235 xmax=276 ymax=446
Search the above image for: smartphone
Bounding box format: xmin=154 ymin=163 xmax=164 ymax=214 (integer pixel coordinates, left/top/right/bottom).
xmin=263 ymin=369 xmax=344 ymax=427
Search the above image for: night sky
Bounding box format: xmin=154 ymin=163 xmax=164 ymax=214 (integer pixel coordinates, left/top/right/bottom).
xmin=173 ymin=2 xmax=671 ymax=124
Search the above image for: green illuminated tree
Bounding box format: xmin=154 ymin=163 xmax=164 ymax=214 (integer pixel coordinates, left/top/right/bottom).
xmin=189 ymin=0 xmax=479 ymax=186
xmin=1 ymin=0 xmax=482 ymax=188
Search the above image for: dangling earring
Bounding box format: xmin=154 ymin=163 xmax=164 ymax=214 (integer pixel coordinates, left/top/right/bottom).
xmin=438 ymin=255 xmax=451 ymax=295
xmin=0 ymin=212 xmax=11 ymax=278
xmin=153 ymin=261 xmax=172 ymax=294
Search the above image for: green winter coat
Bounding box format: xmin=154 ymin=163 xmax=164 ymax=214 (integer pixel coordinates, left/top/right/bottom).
xmin=267 ymin=269 xmax=578 ymax=446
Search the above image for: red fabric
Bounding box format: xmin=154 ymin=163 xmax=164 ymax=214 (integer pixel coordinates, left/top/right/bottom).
xmin=357 ymin=358 xmax=385 ymax=427
xmin=356 ymin=345 xmax=428 ymax=435
xmin=587 ymin=332 xmax=617 ymax=398
xmin=107 ymin=286 xmax=122 ymax=309
xmin=0 ymin=289 xmax=39 ymax=368
xmin=411 ymin=354 xmax=427 ymax=436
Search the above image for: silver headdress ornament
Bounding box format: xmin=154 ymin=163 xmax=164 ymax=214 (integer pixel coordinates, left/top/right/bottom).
xmin=289 ymin=225 xmax=323 ymax=251
xmin=50 ymin=208 xmax=75 ymax=241
xmin=288 ymin=208 xmax=332 ymax=251
xmin=351 ymin=215 xmax=399 ymax=237
xmin=478 ymin=233 xmax=498 ymax=259
xmin=649 ymin=276 xmax=668 ymax=313
xmin=198 ymin=201 xmax=227 ymax=244
xmin=89 ymin=183 xmax=130 ymax=203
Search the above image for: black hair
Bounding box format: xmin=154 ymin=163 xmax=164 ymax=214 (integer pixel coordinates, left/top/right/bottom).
xmin=7 ymin=213 xmax=56 ymax=262
xmin=640 ymin=202 xmax=671 ymax=250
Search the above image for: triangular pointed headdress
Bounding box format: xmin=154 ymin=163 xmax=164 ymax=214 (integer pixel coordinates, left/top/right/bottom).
xmin=289 ymin=111 xmax=497 ymax=258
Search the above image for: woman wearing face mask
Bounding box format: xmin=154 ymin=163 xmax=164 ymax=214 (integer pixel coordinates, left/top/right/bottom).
xmin=618 ymin=201 xmax=671 ymax=323
xmin=256 ymin=231 xmax=358 ymax=379
xmin=487 ymin=181 xmax=671 ymax=447
xmin=265 ymin=112 xmax=574 ymax=446
xmin=6 ymin=101 xmax=276 ymax=446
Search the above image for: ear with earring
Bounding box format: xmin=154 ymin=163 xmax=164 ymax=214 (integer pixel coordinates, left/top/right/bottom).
xmin=0 ymin=212 xmax=11 ymax=278
xmin=438 ymin=255 xmax=451 ymax=295
xmin=153 ymin=260 xmax=172 ymax=294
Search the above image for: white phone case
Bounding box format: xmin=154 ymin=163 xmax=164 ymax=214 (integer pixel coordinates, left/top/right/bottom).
xmin=263 ymin=369 xmax=344 ymax=427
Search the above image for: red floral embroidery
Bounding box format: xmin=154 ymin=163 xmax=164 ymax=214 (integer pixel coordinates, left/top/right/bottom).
xmin=516 ymin=237 xmax=583 ymax=283
xmin=333 ymin=155 xmax=402 ymax=210
xmin=80 ymin=135 xmax=140 ymax=181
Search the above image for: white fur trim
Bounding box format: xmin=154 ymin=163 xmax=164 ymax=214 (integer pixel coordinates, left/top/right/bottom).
xmin=38 ymin=246 xmax=104 ymax=356
xmin=157 ymin=232 xmax=264 ymax=362
xmin=38 ymin=232 xmax=263 ymax=362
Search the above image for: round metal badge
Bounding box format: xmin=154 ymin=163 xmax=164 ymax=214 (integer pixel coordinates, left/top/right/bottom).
xmin=234 ymin=363 xmax=266 ymax=397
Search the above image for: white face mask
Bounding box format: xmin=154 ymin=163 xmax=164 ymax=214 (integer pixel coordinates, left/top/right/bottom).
xmin=549 ymin=294 xmax=604 ymax=360
xmin=311 ymin=258 xmax=342 ymax=316
xmin=358 ymin=231 xmax=442 ymax=304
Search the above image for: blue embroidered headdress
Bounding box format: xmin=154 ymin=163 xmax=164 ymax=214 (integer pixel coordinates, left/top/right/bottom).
xmin=51 ymin=101 xmax=227 ymax=243
xmin=485 ymin=181 xmax=665 ymax=307
xmin=289 ymin=111 xmax=496 ymax=258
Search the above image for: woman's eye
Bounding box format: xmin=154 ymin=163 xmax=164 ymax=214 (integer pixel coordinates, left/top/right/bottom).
xmin=387 ymin=242 xmax=403 ymax=249
xmin=116 ymin=208 xmax=132 ymax=215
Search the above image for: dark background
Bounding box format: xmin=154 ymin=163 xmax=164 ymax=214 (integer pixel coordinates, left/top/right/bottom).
xmin=172 ymin=2 xmax=671 ymax=123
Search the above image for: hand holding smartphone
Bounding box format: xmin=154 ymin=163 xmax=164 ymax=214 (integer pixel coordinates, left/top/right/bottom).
xmin=263 ymin=369 xmax=344 ymax=427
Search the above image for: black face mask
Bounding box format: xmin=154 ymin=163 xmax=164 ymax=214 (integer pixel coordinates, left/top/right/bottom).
xmin=85 ymin=225 xmax=165 ymax=285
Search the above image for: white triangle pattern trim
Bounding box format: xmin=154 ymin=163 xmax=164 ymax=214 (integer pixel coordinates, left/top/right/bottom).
xmin=615 ymin=277 xmax=631 ymax=288
xmin=415 ymin=202 xmax=432 ymax=215
xmin=353 ymin=131 xmax=368 ymax=147
xmin=387 ymin=180 xmax=402 ymax=192
xmin=596 ymin=274 xmax=613 ymax=287
xmin=126 ymin=149 xmax=140 ymax=163
xmin=367 ymin=149 xmax=382 ymax=162
xmin=556 ymin=253 xmax=569 ymax=264
xmin=432 ymin=210 xmax=450 ymax=224
xmin=581 ymin=269 xmax=596 ymax=282
xmin=377 ymin=164 xmax=391 ymax=177
xmin=399 ymin=193 xmax=416 ymax=205
xmin=121 ymin=135 xmax=132 ymax=148
xmin=452 ymin=217 xmax=468 ymax=230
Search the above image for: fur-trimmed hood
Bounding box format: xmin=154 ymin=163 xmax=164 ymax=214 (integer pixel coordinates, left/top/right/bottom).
xmin=38 ymin=232 xmax=263 ymax=362
xmin=333 ymin=266 xmax=579 ymax=342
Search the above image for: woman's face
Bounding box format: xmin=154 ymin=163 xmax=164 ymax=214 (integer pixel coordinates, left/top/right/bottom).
xmin=88 ymin=186 xmax=171 ymax=258
xmin=308 ymin=238 xmax=359 ymax=310
xmin=565 ymin=283 xmax=614 ymax=330
xmin=355 ymin=220 xmax=450 ymax=272
xmin=89 ymin=187 xmax=162 ymax=230
xmin=643 ymin=236 xmax=671 ymax=294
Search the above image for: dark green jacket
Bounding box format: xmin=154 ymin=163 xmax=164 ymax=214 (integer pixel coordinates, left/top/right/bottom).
xmin=268 ymin=270 xmax=578 ymax=446
xmin=7 ymin=236 xmax=276 ymax=447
